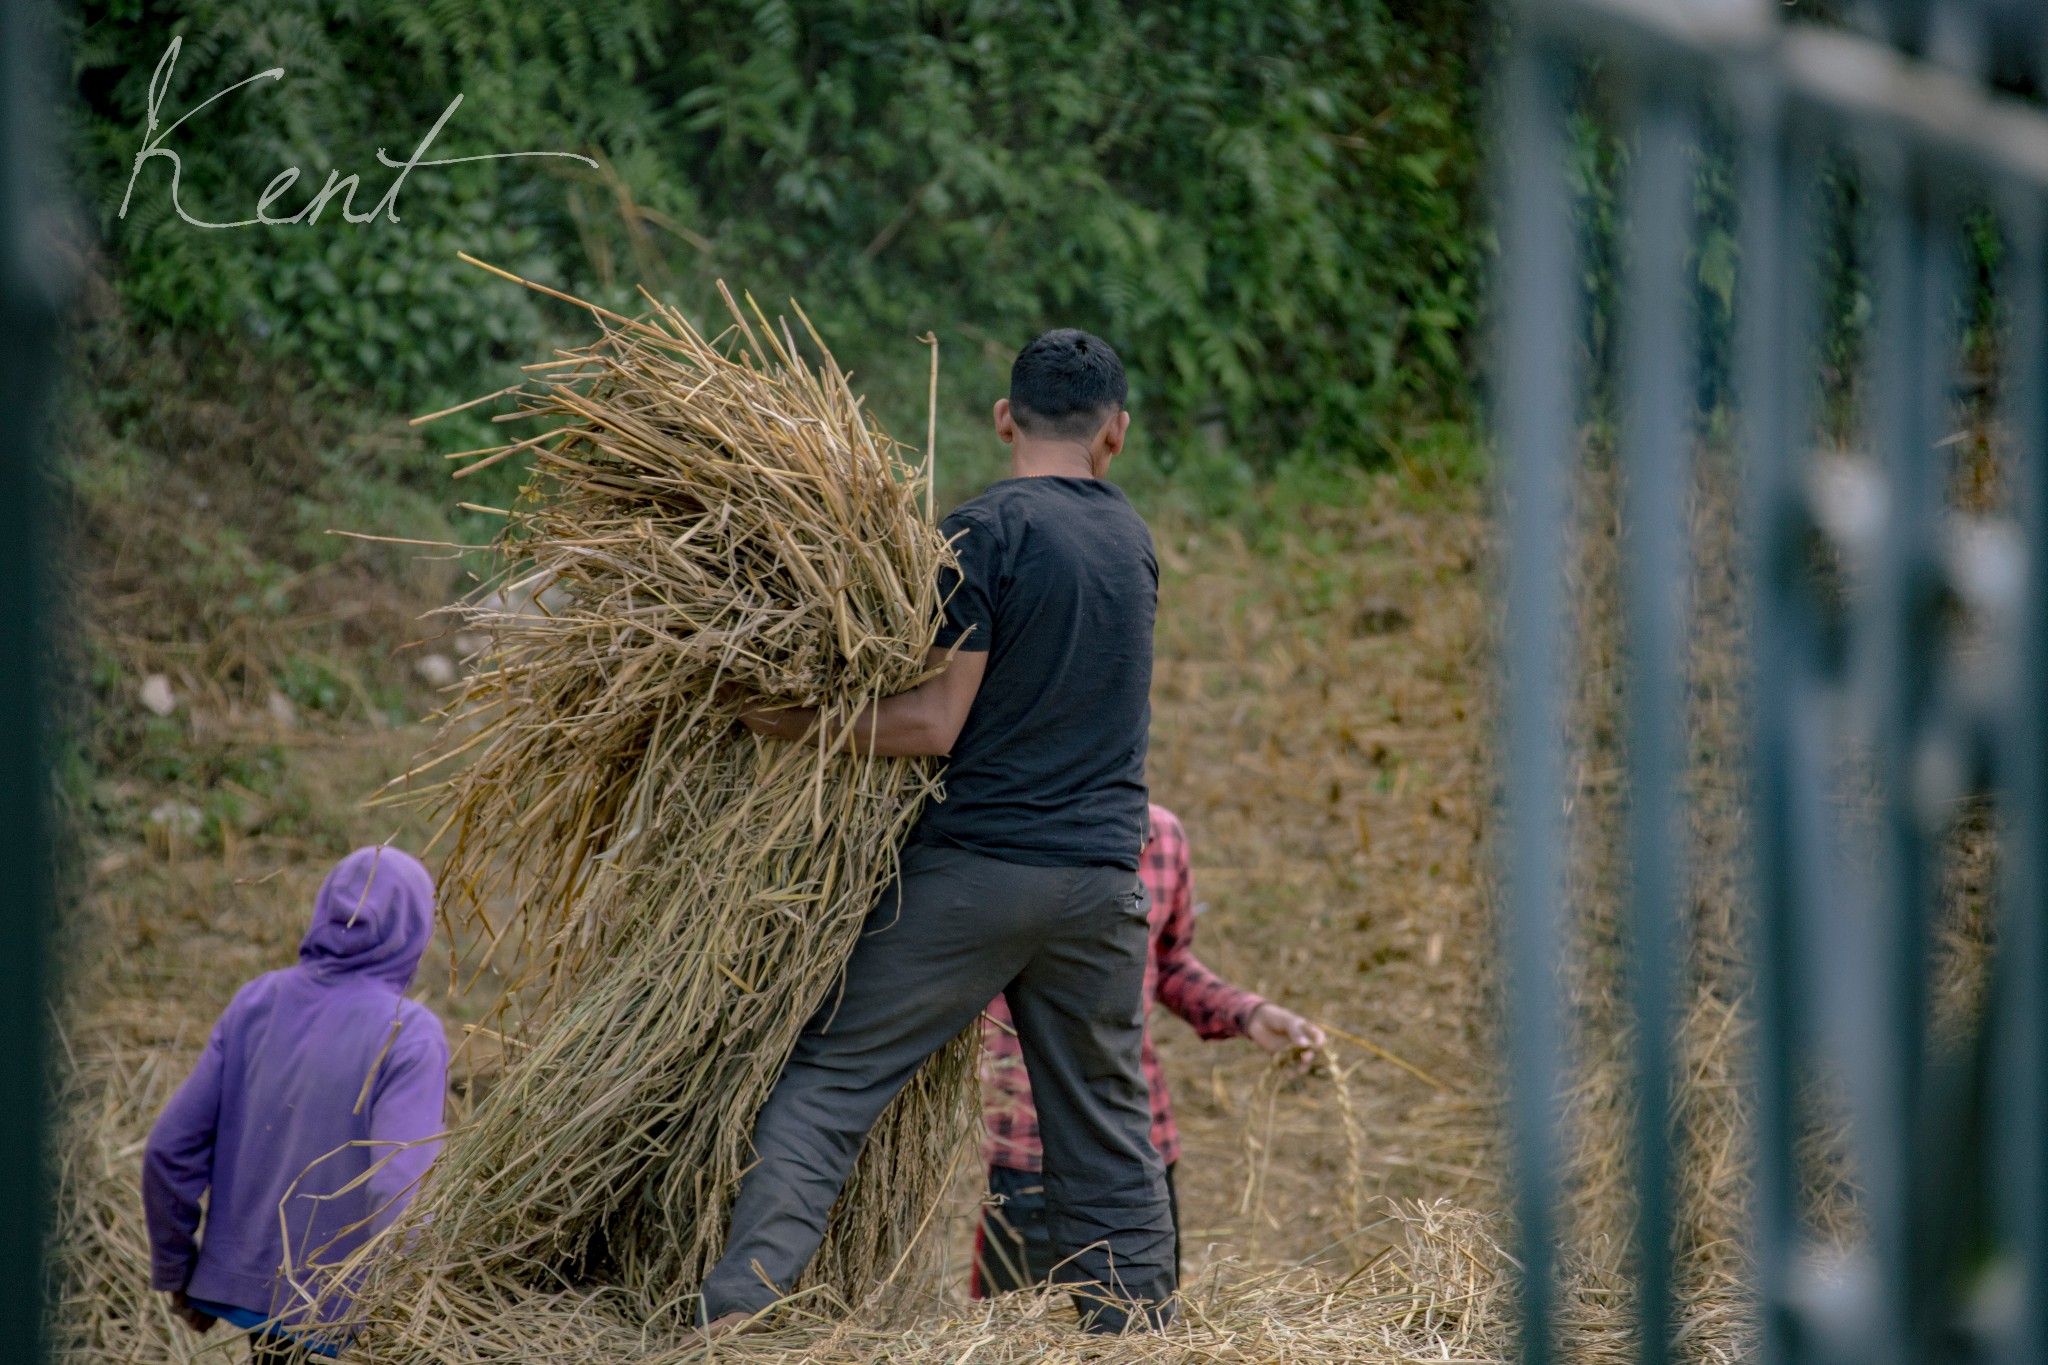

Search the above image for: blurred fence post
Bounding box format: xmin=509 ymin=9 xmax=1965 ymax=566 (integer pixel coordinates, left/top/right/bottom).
xmin=1498 ymin=1 xmax=2048 ymax=1360
xmin=1497 ymin=32 xmax=1582 ymax=1365
xmin=0 ymin=0 xmax=68 ymax=1358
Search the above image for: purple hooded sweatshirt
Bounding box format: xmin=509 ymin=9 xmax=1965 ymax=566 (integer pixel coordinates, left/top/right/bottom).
xmin=143 ymin=846 xmax=449 ymax=1326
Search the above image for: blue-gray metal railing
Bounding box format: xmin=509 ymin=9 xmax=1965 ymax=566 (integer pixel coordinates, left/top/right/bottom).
xmin=1616 ymin=78 xmax=1697 ymax=1365
xmin=1499 ymin=36 xmax=1581 ymax=1359
xmin=1498 ymin=2 xmax=2048 ymax=1361
xmin=1 ymin=0 xmax=65 ymax=1358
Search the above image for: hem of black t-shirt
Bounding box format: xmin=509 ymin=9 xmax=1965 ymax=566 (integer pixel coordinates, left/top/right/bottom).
xmin=907 ymin=826 xmax=1140 ymax=872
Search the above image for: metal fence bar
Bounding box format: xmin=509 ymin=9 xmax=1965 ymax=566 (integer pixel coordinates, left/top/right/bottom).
xmin=1862 ymin=148 xmax=1957 ymax=1365
xmin=1998 ymin=191 xmax=2048 ymax=1365
xmin=1504 ymin=2 xmax=2048 ymax=1362
xmin=1734 ymin=83 xmax=1807 ymax=1365
xmin=1537 ymin=0 xmax=2048 ymax=187
xmin=1616 ymin=81 xmax=1699 ymax=1365
xmin=0 ymin=0 xmax=64 ymax=1357
xmin=1498 ymin=36 xmax=1584 ymax=1365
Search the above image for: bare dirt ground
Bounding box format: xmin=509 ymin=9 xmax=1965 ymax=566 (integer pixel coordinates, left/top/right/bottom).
xmin=53 ymin=472 xmax=1500 ymax=1359
xmin=1140 ymin=484 xmax=1496 ymax=1274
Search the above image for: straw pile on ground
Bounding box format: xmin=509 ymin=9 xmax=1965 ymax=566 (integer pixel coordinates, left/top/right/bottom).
xmin=339 ymin=278 xmax=974 ymax=1357
xmin=491 ymin=1198 xmax=1514 ymax=1365
xmin=44 ymin=450 xmax=1525 ymax=1364
xmin=47 ymin=318 xmax=1520 ymax=1363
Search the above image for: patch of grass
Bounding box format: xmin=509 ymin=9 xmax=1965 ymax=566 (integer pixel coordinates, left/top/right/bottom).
xmin=276 ymin=655 xmax=350 ymax=718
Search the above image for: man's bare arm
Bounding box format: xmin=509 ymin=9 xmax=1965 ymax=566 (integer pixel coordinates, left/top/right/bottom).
xmin=740 ymin=645 xmax=987 ymax=757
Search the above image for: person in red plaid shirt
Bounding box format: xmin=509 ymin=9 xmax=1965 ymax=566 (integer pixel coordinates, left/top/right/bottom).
xmin=972 ymin=803 xmax=1326 ymax=1295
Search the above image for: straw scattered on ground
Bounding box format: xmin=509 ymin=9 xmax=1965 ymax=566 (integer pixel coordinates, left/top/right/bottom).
xmin=47 ymin=261 xmax=1523 ymax=1363
xmin=47 ymin=289 xmax=2013 ymax=1362
xmin=50 ymin=429 xmax=1513 ymax=1362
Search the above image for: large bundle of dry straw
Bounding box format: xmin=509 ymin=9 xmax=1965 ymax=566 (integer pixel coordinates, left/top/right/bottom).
xmin=344 ymin=274 xmax=974 ymax=1358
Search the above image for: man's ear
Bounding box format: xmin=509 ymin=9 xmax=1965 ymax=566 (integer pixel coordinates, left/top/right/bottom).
xmin=1102 ymin=410 xmax=1130 ymax=455
xmin=1091 ymin=410 xmax=1131 ymax=475
xmin=993 ymin=398 xmax=1017 ymax=446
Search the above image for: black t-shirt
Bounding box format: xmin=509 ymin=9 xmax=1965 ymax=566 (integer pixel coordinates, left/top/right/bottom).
xmin=909 ymin=476 xmax=1157 ymax=870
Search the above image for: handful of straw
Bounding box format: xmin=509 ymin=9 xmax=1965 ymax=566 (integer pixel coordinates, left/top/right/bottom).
xmin=347 ymin=276 xmax=972 ymax=1358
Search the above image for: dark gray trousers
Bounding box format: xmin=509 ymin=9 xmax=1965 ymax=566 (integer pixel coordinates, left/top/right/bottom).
xmin=700 ymin=843 xmax=1176 ymax=1331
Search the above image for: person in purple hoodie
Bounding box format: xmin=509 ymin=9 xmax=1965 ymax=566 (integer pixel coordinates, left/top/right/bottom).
xmin=143 ymin=845 xmax=449 ymax=1358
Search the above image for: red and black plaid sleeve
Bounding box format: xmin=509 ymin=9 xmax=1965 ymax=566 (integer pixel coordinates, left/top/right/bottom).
xmin=1146 ymin=807 xmax=1264 ymax=1041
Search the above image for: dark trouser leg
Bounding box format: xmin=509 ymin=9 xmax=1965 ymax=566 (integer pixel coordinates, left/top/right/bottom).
xmin=1005 ymin=869 xmax=1177 ymax=1332
xmin=975 ymin=1164 xmax=1058 ymax=1294
xmin=977 ymin=1160 xmax=1161 ymax=1296
xmin=700 ymin=847 xmax=1057 ymax=1320
xmin=1164 ymin=1161 xmax=1180 ymax=1283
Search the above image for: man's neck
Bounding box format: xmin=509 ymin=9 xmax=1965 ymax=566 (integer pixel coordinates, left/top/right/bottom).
xmin=1009 ymin=440 xmax=1098 ymax=480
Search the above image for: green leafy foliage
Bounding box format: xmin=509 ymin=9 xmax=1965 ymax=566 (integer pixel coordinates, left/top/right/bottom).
xmin=72 ymin=0 xmax=1483 ymax=475
xmin=72 ymin=0 xmax=624 ymax=405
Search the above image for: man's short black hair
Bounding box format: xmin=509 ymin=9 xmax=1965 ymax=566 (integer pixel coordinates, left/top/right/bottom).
xmin=1009 ymin=329 xmax=1128 ymax=441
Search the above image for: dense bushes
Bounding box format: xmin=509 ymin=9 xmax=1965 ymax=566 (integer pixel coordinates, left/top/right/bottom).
xmin=73 ymin=0 xmax=1483 ymax=475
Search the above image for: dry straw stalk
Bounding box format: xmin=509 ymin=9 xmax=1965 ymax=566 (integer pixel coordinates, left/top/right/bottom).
xmin=341 ymin=275 xmax=973 ymax=1358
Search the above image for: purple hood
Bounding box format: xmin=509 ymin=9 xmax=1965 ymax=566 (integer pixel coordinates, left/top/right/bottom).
xmin=298 ymin=845 xmax=436 ymax=990
xmin=143 ymin=846 xmax=449 ymax=1329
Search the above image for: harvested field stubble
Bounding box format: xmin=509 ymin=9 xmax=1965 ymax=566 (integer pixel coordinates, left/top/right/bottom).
xmin=52 ymin=325 xmax=2014 ymax=1365
xmin=675 ymin=1199 xmax=1514 ymax=1365
xmin=51 ymin=287 xmax=1515 ymax=1359
xmin=1140 ymin=494 xmax=1499 ymax=1271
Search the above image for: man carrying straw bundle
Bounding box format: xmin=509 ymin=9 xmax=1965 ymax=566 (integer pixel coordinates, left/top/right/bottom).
xmin=704 ymin=329 xmax=1174 ymax=1335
